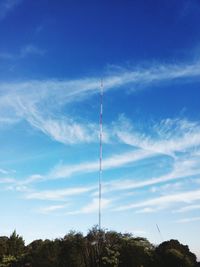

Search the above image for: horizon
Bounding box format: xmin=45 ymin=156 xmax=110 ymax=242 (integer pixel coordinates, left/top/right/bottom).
xmin=0 ymin=0 xmax=200 ymax=260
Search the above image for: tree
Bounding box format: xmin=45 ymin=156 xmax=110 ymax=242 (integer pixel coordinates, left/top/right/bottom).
xmin=0 ymin=229 xmax=199 ymax=267
xmin=25 ymin=239 xmax=60 ymax=267
xmin=7 ymin=231 xmax=25 ymax=257
xmin=0 ymin=255 xmax=17 ymax=267
xmin=155 ymin=239 xmax=197 ymax=267
xmin=119 ymin=235 xmax=154 ymax=267
xmin=0 ymin=237 xmax=9 ymax=260
xmin=58 ymin=231 xmax=85 ymax=267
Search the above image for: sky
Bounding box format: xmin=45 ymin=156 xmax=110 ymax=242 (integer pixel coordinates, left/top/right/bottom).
xmin=0 ymin=0 xmax=200 ymax=258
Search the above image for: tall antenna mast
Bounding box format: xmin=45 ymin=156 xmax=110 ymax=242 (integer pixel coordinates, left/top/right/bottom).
xmin=99 ymin=79 xmax=103 ymax=231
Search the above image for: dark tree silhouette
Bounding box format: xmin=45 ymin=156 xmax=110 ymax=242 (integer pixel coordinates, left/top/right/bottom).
xmin=0 ymin=229 xmax=199 ymax=267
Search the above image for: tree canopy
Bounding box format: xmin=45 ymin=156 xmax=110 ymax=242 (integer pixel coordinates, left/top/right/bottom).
xmin=0 ymin=228 xmax=199 ymax=267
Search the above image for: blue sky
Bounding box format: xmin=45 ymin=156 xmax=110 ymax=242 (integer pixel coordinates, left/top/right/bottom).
xmin=0 ymin=0 xmax=200 ymax=258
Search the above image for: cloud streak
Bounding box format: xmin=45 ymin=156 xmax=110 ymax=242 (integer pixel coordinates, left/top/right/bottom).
xmin=1 ymin=60 xmax=200 ymax=144
xmin=21 ymin=149 xmax=155 ymax=184
xmin=0 ymin=168 xmax=9 ymax=175
xmin=115 ymin=189 xmax=200 ymax=211
xmin=115 ymin=116 xmax=200 ymax=156
xmin=26 ymin=186 xmax=95 ymax=201
xmin=99 ymin=154 xmax=200 ymax=196
xmin=0 ymin=178 xmax=15 ymax=184
xmin=176 ymin=204 xmax=200 ymax=213
xmin=38 ymin=204 xmax=66 ymax=214
xmin=19 ymin=104 xmax=99 ymax=144
xmin=176 ymin=216 xmax=200 ymax=223
xmin=0 ymin=44 xmax=45 ymax=61
xmin=67 ymin=198 xmax=111 ymax=215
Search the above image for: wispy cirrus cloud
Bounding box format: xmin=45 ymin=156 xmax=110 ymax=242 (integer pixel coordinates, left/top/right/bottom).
xmin=175 ymin=216 xmax=200 ymax=223
xmin=175 ymin=204 xmax=200 ymax=213
xmin=0 ymin=168 xmax=9 ymax=175
xmin=114 ymin=115 xmax=200 ymax=156
xmin=17 ymin=103 xmax=99 ymax=144
xmin=25 ymin=185 xmax=95 ymax=201
xmin=13 ymin=114 xmax=200 ymax=204
xmin=0 ymin=60 xmax=200 ymax=144
xmin=135 ymin=206 xmax=164 ymax=214
xmin=115 ymin=189 xmax=200 ymax=212
xmin=0 ymin=44 xmax=45 ymax=60
xmin=0 ymin=177 xmax=15 ymax=184
xmin=67 ymin=197 xmax=111 ymax=215
xmin=99 ymin=155 xmax=200 ymax=196
xmin=21 ymin=148 xmax=155 ymax=184
xmin=38 ymin=204 xmax=67 ymax=214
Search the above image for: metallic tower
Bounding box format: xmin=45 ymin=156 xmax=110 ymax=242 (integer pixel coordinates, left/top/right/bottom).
xmin=99 ymin=80 xmax=103 ymax=231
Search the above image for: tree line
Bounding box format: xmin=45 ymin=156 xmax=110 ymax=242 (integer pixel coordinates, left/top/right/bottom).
xmin=0 ymin=227 xmax=199 ymax=267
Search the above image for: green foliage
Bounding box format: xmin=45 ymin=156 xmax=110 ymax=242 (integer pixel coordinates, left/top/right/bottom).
xmin=25 ymin=239 xmax=60 ymax=267
xmin=59 ymin=231 xmax=85 ymax=267
xmin=0 ymin=255 xmax=17 ymax=267
xmin=0 ymin=229 xmax=199 ymax=267
xmin=0 ymin=237 xmax=9 ymax=260
xmin=8 ymin=231 xmax=25 ymax=257
xmin=102 ymin=245 xmax=120 ymax=267
xmin=155 ymin=239 xmax=197 ymax=267
xmin=118 ymin=236 xmax=154 ymax=267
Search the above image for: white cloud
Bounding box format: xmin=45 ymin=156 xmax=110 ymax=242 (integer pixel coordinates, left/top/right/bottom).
xmin=149 ymin=182 xmax=183 ymax=194
xmin=67 ymin=198 xmax=111 ymax=215
xmin=0 ymin=168 xmax=9 ymax=175
xmin=115 ymin=116 xmax=200 ymax=156
xmin=38 ymin=204 xmax=66 ymax=214
xmin=20 ymin=104 xmax=99 ymax=144
xmin=135 ymin=207 xmax=158 ymax=214
xmin=193 ymin=178 xmax=200 ymax=184
xmin=18 ymin=148 xmax=154 ymax=185
xmin=0 ymin=44 xmax=45 ymax=62
xmin=0 ymin=82 xmax=101 ymax=144
xmin=1 ymin=60 xmax=200 ymax=144
xmin=104 ymin=61 xmax=200 ymax=91
xmin=101 ymin=156 xmax=200 ymax=195
xmin=176 ymin=216 xmax=200 ymax=223
xmin=25 ymin=186 xmax=95 ymax=201
xmin=0 ymin=178 xmax=15 ymax=184
xmin=20 ymin=131 xmax=200 ymax=188
xmin=176 ymin=204 xmax=200 ymax=213
xmin=115 ymin=189 xmax=200 ymax=211
xmin=0 ymin=116 xmax=20 ymax=126
xmin=45 ymin=149 xmax=155 ymax=182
